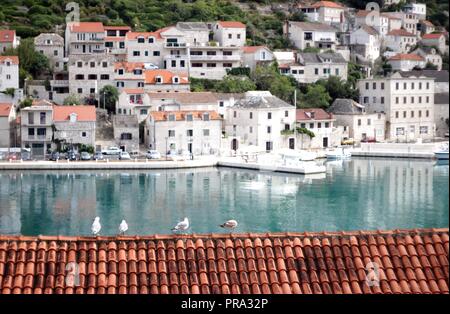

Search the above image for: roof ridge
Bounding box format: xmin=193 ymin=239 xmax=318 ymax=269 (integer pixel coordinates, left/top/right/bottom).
xmin=1 ymin=228 xmax=447 ymax=242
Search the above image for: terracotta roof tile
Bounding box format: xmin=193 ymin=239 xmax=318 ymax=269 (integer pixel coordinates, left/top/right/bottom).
xmin=0 ymin=56 xmax=19 ymax=65
xmin=0 ymin=30 xmax=16 ymax=43
xmin=0 ymin=229 xmax=447 ymax=294
xmin=217 ymin=21 xmax=246 ymax=28
xmin=422 ymin=33 xmax=445 ymax=40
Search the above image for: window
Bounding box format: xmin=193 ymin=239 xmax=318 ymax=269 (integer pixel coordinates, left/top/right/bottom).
xmin=77 ymin=61 xmax=82 ymax=68
xmin=54 ymin=50 xmax=58 ymax=56
xmin=373 ymin=97 xmax=377 ymax=103
xmin=418 ymin=96 xmax=422 ymax=103
xmin=411 ymin=97 xmax=414 ymax=103
xmin=395 ymin=82 xmax=399 ymax=90
xmin=420 ymin=126 xmax=428 ymax=134
xmin=228 ymin=34 xmax=232 ymax=39
xmin=133 ymin=51 xmax=140 ymax=56
xmin=186 ymin=114 xmax=193 ymax=121
xmin=411 ymin=111 xmax=414 ymax=118
xmin=426 ymin=110 xmax=429 ymax=117
xmin=314 ymin=68 xmax=319 ymax=75
xmin=40 ymin=112 xmax=46 ymax=124
xmin=267 ymin=126 xmax=271 ymax=133
xmin=403 ymin=97 xmax=407 ymax=104
xmin=381 ymin=82 xmax=385 ymax=90
xmin=363 ymin=97 xmax=369 ymax=104
xmin=168 ymin=130 xmax=175 ymax=137
xmin=358 ymin=119 xmax=361 ymax=126
xmin=120 ymin=133 xmax=132 ymax=140
xmin=186 ymin=129 xmax=193 ymax=137
xmin=171 ymin=60 xmax=176 ymax=67
xmin=77 ymin=88 xmax=83 ymax=94
xmin=381 ymin=97 xmax=385 ymax=104
xmin=300 ymin=123 xmax=306 ymax=128
xmin=395 ymin=111 xmax=399 ymax=118
xmin=285 ymin=111 xmax=289 ymax=117
xmin=419 ymin=110 xmax=422 ymax=118
xmin=367 ymin=119 xmax=371 ymax=126
xmin=396 ymin=127 xmax=405 ymax=136
xmin=28 ymin=112 xmax=34 ymax=124
xmin=249 ymin=126 xmax=253 ymax=133
xmin=219 ymin=101 xmax=224 ymax=107
xmin=411 ymin=82 xmax=415 ymax=89
xmin=90 ymin=88 xmax=95 ymax=94
xmin=180 ymin=60 xmax=185 ymax=67
xmin=203 ymin=129 xmax=210 ymax=136
xmin=207 ymin=63 xmax=216 ymax=67
xmin=373 ymin=82 xmax=376 ymax=89
xmin=81 ymin=132 xmax=87 ymax=137
xmin=28 ymin=128 xmax=34 ymax=136
xmin=75 ymin=74 xmax=84 ymax=80
xmin=335 ymin=68 xmax=339 ymax=75
xmin=317 ymin=122 xmax=322 ymax=128
xmin=223 ymin=63 xmax=232 ymax=68
xmin=426 ymin=82 xmax=430 ymax=89
xmin=148 ymin=37 xmax=154 ymax=43
xmin=426 ymin=96 xmax=429 ymax=103
xmin=249 ymin=112 xmax=253 ymax=119
xmin=237 ymin=34 xmax=241 ymax=39
xmin=168 ymin=114 xmax=176 ymax=121
xmin=325 ymin=122 xmax=330 ymax=128
xmin=37 ymin=128 xmax=46 ymax=136
xmin=285 ymin=124 xmax=290 ymax=130
xmin=233 ymin=111 xmax=237 ymax=118
xmin=207 ymin=51 xmax=216 ymax=56
xmin=100 ymin=74 xmax=109 ymax=80
xmin=153 ymin=51 xmax=160 ymax=56
xmin=309 ymin=123 xmax=314 ymax=129
xmin=192 ymin=63 xmax=202 ymax=67
xmin=140 ymin=109 xmax=148 ymax=115
xmin=137 ymin=37 xmax=145 ymax=43
xmin=90 ymin=62 xmax=95 ymax=68
xmin=203 ymin=113 xmax=210 ymax=121
xmin=223 ymin=51 xmax=232 ymax=56
xmin=267 ymin=112 xmax=272 ymax=119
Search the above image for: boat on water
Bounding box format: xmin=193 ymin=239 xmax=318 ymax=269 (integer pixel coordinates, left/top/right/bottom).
xmin=326 ymin=147 xmax=352 ymax=160
xmin=434 ymin=143 xmax=449 ymax=160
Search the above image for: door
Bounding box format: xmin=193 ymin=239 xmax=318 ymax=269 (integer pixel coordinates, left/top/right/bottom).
xmin=289 ymin=138 xmax=295 ymax=149
xmin=231 ymin=139 xmax=238 ymax=151
xmin=322 ymin=137 xmax=329 ymax=148
xmin=82 ymin=45 xmax=86 ymax=53
xmin=265 ymin=141 xmax=273 ymax=152
xmin=188 ymin=143 xmax=193 ymax=153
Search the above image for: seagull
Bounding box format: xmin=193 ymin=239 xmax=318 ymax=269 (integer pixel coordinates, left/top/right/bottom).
xmin=119 ymin=219 xmax=128 ymax=235
xmin=219 ymin=220 xmax=238 ymax=233
xmin=91 ymin=217 xmax=101 ymax=236
xmin=172 ymin=217 xmax=189 ymax=233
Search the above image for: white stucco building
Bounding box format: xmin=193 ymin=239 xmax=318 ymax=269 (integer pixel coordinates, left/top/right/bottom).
xmin=241 ymin=46 xmax=274 ymax=71
xmin=329 ymin=98 xmax=386 ymax=142
xmin=0 ymin=103 xmax=16 ymax=147
xmin=0 ymin=30 xmax=20 ymax=53
xmin=145 ymin=110 xmax=222 ymax=156
xmin=358 ymin=72 xmax=435 ymax=142
xmin=350 ymin=25 xmax=381 ymax=63
xmin=388 ymin=53 xmax=426 ymax=71
xmin=0 ymin=56 xmax=19 ymax=92
xmin=296 ymin=108 xmax=338 ymax=148
xmin=385 ymin=29 xmax=417 ymax=54
xmin=283 ymin=21 xmax=338 ymax=51
xmin=225 ymin=91 xmax=296 ymax=152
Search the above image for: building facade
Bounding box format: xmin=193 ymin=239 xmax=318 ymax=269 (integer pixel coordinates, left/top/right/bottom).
xmin=296 ymin=108 xmax=338 ymax=148
xmin=284 ymin=21 xmax=338 ymax=51
xmin=358 ymin=72 xmax=435 ymax=142
xmin=0 ymin=56 xmax=19 ymax=91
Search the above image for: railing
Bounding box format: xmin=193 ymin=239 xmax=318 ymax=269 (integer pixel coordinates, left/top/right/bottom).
xmin=164 ymin=54 xmax=188 ymax=59
xmin=165 ymin=42 xmax=187 ymax=48
xmin=189 ymin=54 xmax=241 ymax=61
xmin=51 ymin=80 xmax=69 ymax=87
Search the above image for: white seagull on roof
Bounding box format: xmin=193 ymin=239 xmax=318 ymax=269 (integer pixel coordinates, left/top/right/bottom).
xmin=91 ymin=217 xmax=101 ymax=235
xmin=172 ymin=217 xmax=189 ymax=232
xmin=219 ymin=219 xmax=238 ymax=232
xmin=119 ymin=219 xmax=128 ymax=235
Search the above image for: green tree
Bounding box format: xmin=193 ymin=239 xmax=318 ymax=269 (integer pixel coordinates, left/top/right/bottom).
xmin=100 ymin=85 xmax=119 ymax=113
xmin=19 ymin=97 xmax=33 ymax=109
xmin=317 ymin=76 xmax=359 ymax=102
xmin=63 ymin=94 xmax=81 ymax=106
xmin=300 ymin=84 xmax=332 ymax=109
xmin=214 ymin=76 xmax=256 ymax=93
xmin=290 ymin=11 xmax=307 ymax=22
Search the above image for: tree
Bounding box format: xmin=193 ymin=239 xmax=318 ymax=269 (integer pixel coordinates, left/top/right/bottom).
xmin=100 ymin=85 xmax=119 ymax=113
xmin=300 ymin=84 xmax=332 ymax=109
xmin=424 ymin=62 xmax=438 ymax=70
xmin=347 ymin=62 xmax=363 ymax=87
xmin=63 ymin=94 xmax=81 ymax=106
xmin=317 ymin=76 xmax=359 ymax=102
xmin=290 ymin=11 xmax=306 ymax=22
xmin=2 ymin=88 xmax=15 ymax=97
xmin=214 ymin=76 xmax=256 ymax=93
xmin=19 ymin=97 xmax=33 ymax=109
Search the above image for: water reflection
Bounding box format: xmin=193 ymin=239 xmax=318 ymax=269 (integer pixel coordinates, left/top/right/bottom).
xmin=0 ymin=158 xmax=448 ymax=236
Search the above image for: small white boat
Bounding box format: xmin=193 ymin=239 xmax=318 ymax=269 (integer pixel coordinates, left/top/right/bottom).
xmin=326 ymin=147 xmax=351 ymax=160
xmin=434 ymin=143 xmax=449 ymax=160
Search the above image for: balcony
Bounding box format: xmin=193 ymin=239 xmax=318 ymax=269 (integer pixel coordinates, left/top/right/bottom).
xmin=189 ymin=54 xmax=241 ymax=61
xmin=51 ymin=80 xmax=69 ymax=87
xmin=164 ymin=54 xmax=189 ymax=60
xmin=164 ymin=42 xmax=187 ymax=48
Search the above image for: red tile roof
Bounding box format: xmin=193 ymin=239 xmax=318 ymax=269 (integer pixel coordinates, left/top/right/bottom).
xmin=387 ymin=29 xmax=415 ymax=37
xmin=123 ymin=88 xmax=145 ymax=95
xmin=144 ymin=70 xmax=189 ymax=85
xmin=422 ymin=33 xmax=445 ymax=40
xmin=420 ymin=20 xmax=434 ymax=27
xmin=0 ymin=56 xmax=19 ymax=65
xmin=0 ymin=228 xmax=447 ymax=294
xmin=388 ymin=53 xmax=424 ymax=61
xmin=114 ymin=62 xmax=145 ymax=72
xmin=126 ymin=31 xmax=162 ymax=40
xmin=52 ymin=105 xmax=96 ymax=122
xmin=297 ymin=108 xmax=334 ymax=121
xmin=67 ymin=22 xmax=105 ymax=33
xmin=150 ymin=110 xmax=221 ymax=122
xmin=104 ymin=25 xmax=131 ymax=31
xmin=311 ymin=1 xmax=344 ymax=9
xmin=0 ymin=103 xmax=13 ymax=117
xmin=242 ymin=46 xmax=267 ymax=53
xmin=217 ymin=21 xmax=246 ymax=28
xmin=0 ymin=30 xmax=15 ymax=43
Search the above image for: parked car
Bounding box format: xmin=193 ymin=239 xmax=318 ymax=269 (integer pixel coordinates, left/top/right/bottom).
xmin=66 ymin=151 xmax=77 ymax=161
xmin=80 ymin=152 xmax=92 ymax=160
xmin=119 ymin=151 xmax=131 ymax=160
xmin=361 ymin=137 xmax=376 ymax=143
xmin=102 ymin=146 xmax=121 ymax=155
xmin=341 ymin=138 xmax=355 ymax=145
xmin=93 ymin=152 xmax=104 ymax=160
xmin=49 ymin=151 xmax=60 ymax=161
xmin=146 ymin=150 xmax=161 ymax=159
xmin=144 ymin=62 xmax=159 ymax=70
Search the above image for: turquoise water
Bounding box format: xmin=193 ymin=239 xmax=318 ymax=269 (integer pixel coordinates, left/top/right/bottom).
xmin=0 ymin=158 xmax=448 ymax=236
